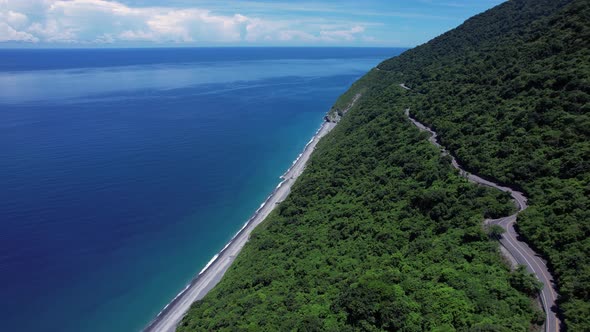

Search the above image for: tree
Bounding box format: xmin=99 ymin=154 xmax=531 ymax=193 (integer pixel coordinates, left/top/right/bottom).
xmin=487 ymin=224 xmax=506 ymax=239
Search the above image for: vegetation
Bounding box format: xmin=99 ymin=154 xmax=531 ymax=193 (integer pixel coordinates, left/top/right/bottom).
xmin=180 ymin=0 xmax=589 ymax=330
xmin=377 ymin=0 xmax=589 ymax=329
xmin=486 ymin=225 xmax=505 ymax=240
xmin=179 ymin=80 xmax=540 ymax=331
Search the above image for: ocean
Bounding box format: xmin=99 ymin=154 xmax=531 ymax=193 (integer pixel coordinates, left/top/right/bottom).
xmin=0 ymin=47 xmax=403 ymax=332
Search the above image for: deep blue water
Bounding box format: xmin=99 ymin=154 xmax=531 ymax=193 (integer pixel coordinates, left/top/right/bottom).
xmin=0 ymin=47 xmax=403 ymax=332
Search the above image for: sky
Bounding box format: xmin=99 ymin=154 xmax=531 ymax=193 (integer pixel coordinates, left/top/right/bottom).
xmin=0 ymin=0 xmax=505 ymax=47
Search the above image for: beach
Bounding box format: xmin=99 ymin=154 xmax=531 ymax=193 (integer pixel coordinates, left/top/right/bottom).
xmin=0 ymin=47 xmax=396 ymax=332
xmin=144 ymin=120 xmax=337 ymax=332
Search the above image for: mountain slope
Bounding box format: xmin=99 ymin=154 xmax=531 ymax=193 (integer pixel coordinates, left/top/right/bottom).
xmin=178 ymin=0 xmax=589 ymax=330
xmin=376 ymin=0 xmax=589 ymax=330
xmin=179 ymin=87 xmax=541 ymax=331
xmin=172 ymin=1 xmax=590 ymax=331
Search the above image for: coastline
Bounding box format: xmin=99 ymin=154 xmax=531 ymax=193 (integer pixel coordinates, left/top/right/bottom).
xmin=143 ymin=119 xmax=337 ymax=332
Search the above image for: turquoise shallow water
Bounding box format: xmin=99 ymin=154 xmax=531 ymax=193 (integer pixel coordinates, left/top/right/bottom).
xmin=0 ymin=48 xmax=403 ymax=332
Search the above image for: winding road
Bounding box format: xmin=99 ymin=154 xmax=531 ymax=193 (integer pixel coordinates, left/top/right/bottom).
xmin=403 ymin=104 xmax=560 ymax=332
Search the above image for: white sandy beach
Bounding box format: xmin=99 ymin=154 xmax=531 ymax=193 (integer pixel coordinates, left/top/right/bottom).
xmin=144 ymin=120 xmax=336 ymax=332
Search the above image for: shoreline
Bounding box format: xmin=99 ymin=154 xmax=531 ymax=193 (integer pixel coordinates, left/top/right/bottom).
xmin=143 ymin=119 xmax=337 ymax=332
xmin=280 ymin=124 xmax=326 ymax=180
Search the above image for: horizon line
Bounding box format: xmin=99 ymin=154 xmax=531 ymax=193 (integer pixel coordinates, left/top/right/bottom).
xmin=0 ymin=45 xmax=412 ymax=50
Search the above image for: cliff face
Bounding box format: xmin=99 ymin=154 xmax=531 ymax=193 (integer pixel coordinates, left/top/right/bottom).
xmin=326 ymin=93 xmax=362 ymax=123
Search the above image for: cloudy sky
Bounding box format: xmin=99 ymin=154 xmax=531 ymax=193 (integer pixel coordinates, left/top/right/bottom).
xmin=0 ymin=0 xmax=504 ymax=47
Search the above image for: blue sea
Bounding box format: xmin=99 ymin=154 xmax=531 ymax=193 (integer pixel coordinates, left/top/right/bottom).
xmin=0 ymin=47 xmax=402 ymax=332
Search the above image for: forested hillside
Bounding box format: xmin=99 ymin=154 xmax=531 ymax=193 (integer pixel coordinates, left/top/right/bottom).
xmin=180 ymin=84 xmax=542 ymax=331
xmin=179 ymin=0 xmax=589 ymax=330
xmin=376 ymin=0 xmax=589 ymax=330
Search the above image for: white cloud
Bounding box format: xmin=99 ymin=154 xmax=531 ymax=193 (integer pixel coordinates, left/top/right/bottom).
xmin=278 ymin=29 xmax=318 ymax=42
xmin=0 ymin=0 xmax=375 ymax=44
xmin=320 ymin=25 xmax=365 ymax=41
xmin=0 ymin=9 xmax=37 ymax=41
xmin=4 ymin=10 xmax=29 ymax=28
xmin=0 ymin=21 xmax=38 ymax=42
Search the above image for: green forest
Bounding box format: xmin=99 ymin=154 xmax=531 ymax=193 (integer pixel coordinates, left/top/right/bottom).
xmin=180 ymin=0 xmax=589 ymax=330
xmin=180 ymin=87 xmax=542 ymax=331
xmin=376 ymin=0 xmax=589 ymax=330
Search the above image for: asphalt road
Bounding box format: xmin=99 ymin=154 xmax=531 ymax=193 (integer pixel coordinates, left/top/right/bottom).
xmin=400 ymin=83 xmax=411 ymax=90
xmin=404 ymin=107 xmax=560 ymax=332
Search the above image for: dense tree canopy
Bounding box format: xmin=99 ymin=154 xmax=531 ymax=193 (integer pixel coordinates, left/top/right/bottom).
xmin=377 ymin=0 xmax=589 ymax=330
xmin=179 ymin=0 xmax=589 ymax=330
xmin=180 ymin=85 xmax=541 ymax=331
